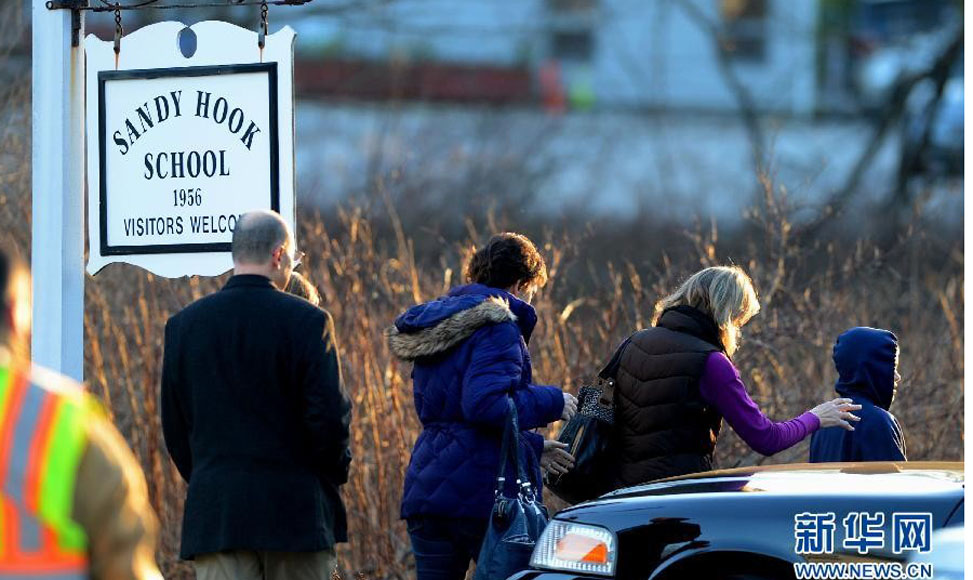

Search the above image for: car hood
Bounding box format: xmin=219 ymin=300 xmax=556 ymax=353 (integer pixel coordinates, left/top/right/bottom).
xmin=588 ymin=462 xmax=964 ymax=503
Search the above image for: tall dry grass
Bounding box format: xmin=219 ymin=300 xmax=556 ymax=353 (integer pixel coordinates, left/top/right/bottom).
xmin=8 ymin=190 xmax=962 ymax=579
xmin=1 ymin=81 xmax=963 ymax=579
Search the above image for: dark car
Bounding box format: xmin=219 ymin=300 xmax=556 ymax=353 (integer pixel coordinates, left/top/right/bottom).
xmin=512 ymin=462 xmax=963 ymax=580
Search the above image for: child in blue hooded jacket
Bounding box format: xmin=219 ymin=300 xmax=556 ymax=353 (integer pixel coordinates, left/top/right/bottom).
xmin=810 ymin=327 xmax=907 ymax=462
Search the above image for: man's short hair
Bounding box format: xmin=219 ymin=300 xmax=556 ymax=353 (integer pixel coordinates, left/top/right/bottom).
xmin=1 ymin=249 xmax=11 ymax=330
xmin=1 ymin=249 xmax=26 ymax=345
xmin=231 ymin=210 xmax=290 ymax=265
xmin=0 ymin=249 xmax=10 ymax=307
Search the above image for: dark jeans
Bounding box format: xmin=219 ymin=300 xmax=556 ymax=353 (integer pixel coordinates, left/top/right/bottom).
xmin=407 ymin=517 xmax=490 ymax=580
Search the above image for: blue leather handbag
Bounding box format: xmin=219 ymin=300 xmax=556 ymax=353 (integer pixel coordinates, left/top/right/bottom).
xmin=473 ymin=399 xmax=549 ymax=580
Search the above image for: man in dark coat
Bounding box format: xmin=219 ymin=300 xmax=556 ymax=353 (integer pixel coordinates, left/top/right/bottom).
xmin=810 ymin=327 xmax=907 ymax=462
xmin=161 ymin=210 xmax=352 ymax=580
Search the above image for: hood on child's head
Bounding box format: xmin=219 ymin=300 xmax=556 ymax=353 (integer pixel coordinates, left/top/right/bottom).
xmin=833 ymin=327 xmax=898 ymax=411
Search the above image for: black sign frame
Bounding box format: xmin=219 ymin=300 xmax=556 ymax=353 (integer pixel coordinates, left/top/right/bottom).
xmin=98 ymin=62 xmax=280 ymax=256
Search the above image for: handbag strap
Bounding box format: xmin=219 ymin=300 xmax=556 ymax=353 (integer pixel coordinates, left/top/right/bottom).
xmin=494 ymin=398 xmax=531 ymax=497
xmin=597 ymin=336 xmax=631 ymax=381
xmin=594 ymin=336 xmax=631 ymax=406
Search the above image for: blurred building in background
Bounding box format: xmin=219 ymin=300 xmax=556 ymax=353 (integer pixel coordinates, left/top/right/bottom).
xmin=90 ymin=0 xmax=959 ymax=116
xmin=282 ymin=0 xmax=820 ymax=115
xmin=42 ymin=0 xmax=967 ymax=221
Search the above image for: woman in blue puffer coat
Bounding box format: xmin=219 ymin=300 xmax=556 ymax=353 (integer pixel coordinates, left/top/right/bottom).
xmin=387 ymin=232 xmax=577 ymax=580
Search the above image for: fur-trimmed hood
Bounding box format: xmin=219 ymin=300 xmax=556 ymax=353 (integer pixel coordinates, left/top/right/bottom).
xmin=386 ymin=284 xmax=537 ymax=361
xmin=394 ymin=284 xmax=563 ymax=521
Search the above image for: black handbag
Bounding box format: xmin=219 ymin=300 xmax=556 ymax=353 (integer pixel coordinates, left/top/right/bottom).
xmin=545 ymin=338 xmax=630 ymax=505
xmin=474 ymin=398 xmax=549 ymax=580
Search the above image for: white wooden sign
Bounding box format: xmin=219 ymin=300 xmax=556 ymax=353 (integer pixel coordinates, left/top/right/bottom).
xmin=85 ymin=21 xmax=296 ymax=277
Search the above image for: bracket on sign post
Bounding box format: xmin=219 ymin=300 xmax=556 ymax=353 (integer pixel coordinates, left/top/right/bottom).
xmin=45 ymin=0 xmax=88 ymax=46
xmin=46 ymin=0 xmax=314 ymax=48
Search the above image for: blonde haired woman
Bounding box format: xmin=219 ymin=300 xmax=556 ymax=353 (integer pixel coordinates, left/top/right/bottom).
xmin=606 ymin=266 xmax=860 ymax=488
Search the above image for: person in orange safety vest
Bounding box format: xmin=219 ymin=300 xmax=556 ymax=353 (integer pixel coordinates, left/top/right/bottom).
xmin=0 ymin=249 xmax=162 ymax=580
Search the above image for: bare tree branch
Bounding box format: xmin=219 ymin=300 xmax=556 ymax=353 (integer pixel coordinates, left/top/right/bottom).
xmin=673 ymin=0 xmax=767 ymax=174
xmin=892 ymin=32 xmax=962 ymax=206
xmin=795 ymin=26 xmax=962 ymax=241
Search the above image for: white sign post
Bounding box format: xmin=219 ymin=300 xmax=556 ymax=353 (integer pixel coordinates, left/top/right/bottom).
xmin=85 ymin=21 xmax=296 ymax=277
xmin=31 ymin=3 xmax=85 ymax=381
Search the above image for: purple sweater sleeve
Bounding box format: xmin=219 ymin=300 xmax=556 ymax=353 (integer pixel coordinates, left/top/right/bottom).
xmin=699 ymin=352 xmax=820 ymax=456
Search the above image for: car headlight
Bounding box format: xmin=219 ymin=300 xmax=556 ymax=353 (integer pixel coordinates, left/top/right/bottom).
xmin=530 ymin=520 xmax=617 ymax=577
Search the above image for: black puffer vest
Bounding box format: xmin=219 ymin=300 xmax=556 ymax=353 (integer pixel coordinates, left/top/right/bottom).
xmin=610 ymin=305 xmax=725 ymax=488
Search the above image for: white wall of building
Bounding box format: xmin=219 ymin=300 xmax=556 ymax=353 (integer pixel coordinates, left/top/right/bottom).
xmin=585 ymin=0 xmax=818 ymax=114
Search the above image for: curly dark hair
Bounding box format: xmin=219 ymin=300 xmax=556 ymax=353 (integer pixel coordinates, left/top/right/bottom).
xmin=464 ymin=233 xmax=548 ymax=292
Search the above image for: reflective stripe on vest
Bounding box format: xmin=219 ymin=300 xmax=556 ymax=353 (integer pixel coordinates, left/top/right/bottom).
xmin=0 ymin=365 xmax=88 ymax=577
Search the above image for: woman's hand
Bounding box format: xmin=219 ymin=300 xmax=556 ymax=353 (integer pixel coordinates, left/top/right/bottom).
xmin=541 ymin=440 xmax=575 ymax=476
xmin=562 ymin=392 xmax=578 ymax=421
xmin=811 ymin=397 xmax=862 ymax=431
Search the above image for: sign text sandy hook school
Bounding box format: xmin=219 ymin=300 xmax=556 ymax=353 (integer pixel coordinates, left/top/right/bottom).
xmin=85 ymin=21 xmax=296 ymax=278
